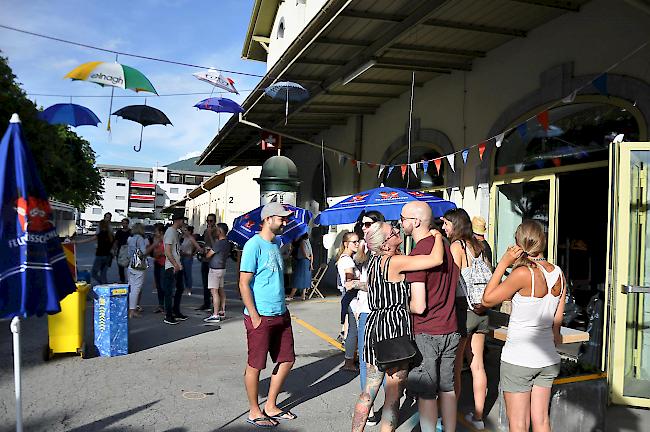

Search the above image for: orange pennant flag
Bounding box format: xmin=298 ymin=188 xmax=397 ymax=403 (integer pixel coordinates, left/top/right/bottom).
xmin=537 ymin=111 xmax=550 ymax=131
xmin=478 ymin=142 xmax=487 ymax=161
xmin=433 ymin=158 xmax=442 ymax=175
xmin=400 ymin=165 xmax=407 ymax=178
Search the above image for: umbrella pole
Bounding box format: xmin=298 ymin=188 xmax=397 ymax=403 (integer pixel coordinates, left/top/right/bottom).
xmin=10 ymin=317 xmax=23 ymax=432
xmin=134 ymin=125 xmax=143 ymax=152
xmin=107 ymin=86 xmax=115 ymax=132
xmin=285 ymin=86 xmax=289 ymax=126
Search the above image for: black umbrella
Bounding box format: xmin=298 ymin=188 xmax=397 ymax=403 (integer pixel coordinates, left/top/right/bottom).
xmin=112 ymin=103 xmax=172 ymax=152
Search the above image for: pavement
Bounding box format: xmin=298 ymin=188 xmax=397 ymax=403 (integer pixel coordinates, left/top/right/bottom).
xmin=0 ymin=242 xmax=648 ymax=431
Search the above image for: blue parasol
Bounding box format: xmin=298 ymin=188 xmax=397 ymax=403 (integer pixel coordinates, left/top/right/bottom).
xmin=0 ymin=114 xmax=76 ymax=432
xmin=228 ymin=204 xmax=312 ymax=248
xmin=264 ymin=81 xmax=309 ymax=124
xmin=194 ymin=97 xmax=244 ymax=114
xmin=314 ymin=187 xmax=456 ymax=226
xmin=38 ymin=103 xmax=101 ymax=127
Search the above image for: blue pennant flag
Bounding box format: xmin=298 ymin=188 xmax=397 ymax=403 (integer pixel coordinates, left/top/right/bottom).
xmin=593 ymin=74 xmax=608 ymax=96
xmin=422 ymin=160 xmax=429 ymax=172
xmin=387 ymin=166 xmax=395 ymax=178
xmin=461 ymin=149 xmax=469 ymax=164
xmin=517 ymin=123 xmax=528 ymax=140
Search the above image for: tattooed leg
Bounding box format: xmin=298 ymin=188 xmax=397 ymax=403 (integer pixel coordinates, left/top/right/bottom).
xmin=352 ymin=363 xmax=385 ymax=432
xmin=380 ymin=366 xmax=408 ymax=432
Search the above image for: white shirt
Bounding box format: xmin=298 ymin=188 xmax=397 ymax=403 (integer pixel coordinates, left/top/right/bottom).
xmin=164 ymin=227 xmax=181 ymax=270
xmin=337 ymin=254 xmax=358 ymax=294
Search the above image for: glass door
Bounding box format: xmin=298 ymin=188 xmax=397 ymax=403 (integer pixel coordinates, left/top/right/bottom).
xmin=610 ymin=142 xmax=650 ymax=407
xmin=489 ymin=175 xmax=557 ymax=264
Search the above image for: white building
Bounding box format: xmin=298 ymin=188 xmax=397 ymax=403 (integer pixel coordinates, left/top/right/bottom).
xmin=80 ymin=159 xmax=219 ymax=226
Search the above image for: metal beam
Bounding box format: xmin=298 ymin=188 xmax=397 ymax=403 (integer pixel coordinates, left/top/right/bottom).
xmin=339 ymin=9 xmax=404 ymax=22
xmin=423 ymin=19 xmax=527 ymax=37
xmin=509 ymin=0 xmax=581 ymax=11
xmin=302 ymin=107 xmax=376 ymax=115
xmin=389 ymin=43 xmax=486 ymax=58
xmin=372 ymin=64 xmax=452 ymax=74
xmin=377 ymin=57 xmax=472 ymax=71
xmin=325 ymin=90 xmax=401 ymax=98
xmin=354 ymin=78 xmax=425 ymax=87
xmin=296 ymin=57 xmax=347 ymax=66
xmin=310 ymin=101 xmax=381 ymax=109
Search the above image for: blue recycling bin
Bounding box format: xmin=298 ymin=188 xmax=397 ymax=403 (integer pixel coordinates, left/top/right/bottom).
xmin=93 ymin=284 xmax=129 ymax=357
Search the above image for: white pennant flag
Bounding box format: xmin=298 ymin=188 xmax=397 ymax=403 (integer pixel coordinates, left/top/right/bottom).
xmin=495 ymin=132 xmax=505 ymax=148
xmin=378 ymin=164 xmax=385 ymax=178
xmin=356 ymin=161 xmax=361 ymax=173
xmin=562 ymin=90 xmax=577 ymax=104
xmin=446 ymin=154 xmax=455 ymax=172
xmin=410 ymin=163 xmax=418 ymax=176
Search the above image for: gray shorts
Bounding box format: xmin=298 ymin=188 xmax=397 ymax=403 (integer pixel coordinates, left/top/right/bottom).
xmin=407 ymin=332 xmax=460 ymax=399
xmin=500 ymin=361 xmax=560 ymax=393
xmin=466 ymin=309 xmax=489 ymax=334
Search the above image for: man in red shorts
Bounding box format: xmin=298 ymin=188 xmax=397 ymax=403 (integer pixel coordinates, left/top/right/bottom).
xmin=239 ymin=202 xmax=297 ymax=428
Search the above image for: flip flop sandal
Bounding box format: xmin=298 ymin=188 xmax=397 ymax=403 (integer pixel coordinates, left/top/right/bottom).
xmin=245 ymin=417 xmax=278 ymax=428
xmin=265 ymin=410 xmax=298 ymax=421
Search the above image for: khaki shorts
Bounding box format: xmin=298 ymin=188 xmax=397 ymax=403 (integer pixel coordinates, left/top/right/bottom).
xmin=500 ymin=361 xmax=560 ymax=393
xmin=466 ymin=309 xmax=489 ymax=334
xmin=208 ymin=268 xmax=225 ymax=289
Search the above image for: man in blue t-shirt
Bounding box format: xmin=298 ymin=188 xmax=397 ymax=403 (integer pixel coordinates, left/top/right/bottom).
xmin=240 ymin=202 xmax=297 ymax=428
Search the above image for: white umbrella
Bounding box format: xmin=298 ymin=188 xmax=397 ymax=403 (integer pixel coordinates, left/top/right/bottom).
xmin=193 ymin=69 xmax=239 ymax=94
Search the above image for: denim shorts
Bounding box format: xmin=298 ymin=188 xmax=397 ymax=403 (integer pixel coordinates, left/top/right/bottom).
xmin=500 ymin=361 xmax=560 ymax=393
xmin=407 ymin=332 xmax=460 ymax=399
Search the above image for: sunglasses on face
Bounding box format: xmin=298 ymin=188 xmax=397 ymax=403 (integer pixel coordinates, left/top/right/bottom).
xmin=400 ymin=214 xmax=418 ymax=223
xmin=362 ymin=222 xmax=373 ymax=228
xmin=346 ymin=240 xmax=360 ymax=245
xmin=382 ymin=227 xmax=400 ymax=245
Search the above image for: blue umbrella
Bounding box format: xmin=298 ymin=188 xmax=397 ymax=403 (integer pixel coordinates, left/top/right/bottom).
xmin=314 ymin=187 xmax=456 ymax=226
xmin=194 ymin=97 xmax=244 ymax=114
xmin=38 ymin=103 xmax=101 ymax=127
xmin=228 ymin=204 xmax=312 ymax=248
xmin=0 ymin=114 xmax=76 ymax=432
xmin=264 ymin=81 xmax=309 ymax=124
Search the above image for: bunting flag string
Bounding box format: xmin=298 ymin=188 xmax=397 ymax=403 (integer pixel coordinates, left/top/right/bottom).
xmin=537 ymin=111 xmax=549 ymax=131
xmin=462 ymin=149 xmax=469 ymax=164
xmin=409 ymin=163 xmax=418 ymax=177
xmin=422 ymin=160 xmax=429 ymax=173
xmin=446 ymin=154 xmax=455 ymax=172
xmin=400 ymin=165 xmax=408 ymax=179
xmin=478 ymin=142 xmax=487 ymax=161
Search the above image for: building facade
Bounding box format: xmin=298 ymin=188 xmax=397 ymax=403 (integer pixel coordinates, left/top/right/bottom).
xmin=199 ymin=0 xmax=650 ymax=415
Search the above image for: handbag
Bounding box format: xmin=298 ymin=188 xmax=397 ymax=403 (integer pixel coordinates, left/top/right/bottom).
xmin=374 ymin=335 xmax=416 ymax=372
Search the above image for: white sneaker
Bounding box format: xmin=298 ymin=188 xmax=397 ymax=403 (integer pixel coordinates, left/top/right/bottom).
xmin=203 ymin=315 xmax=221 ymax=323
xmin=464 ymin=413 xmax=485 ymax=430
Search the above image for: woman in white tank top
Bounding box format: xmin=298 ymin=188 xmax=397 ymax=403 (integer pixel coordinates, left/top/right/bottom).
xmin=482 ymin=220 xmax=566 ymax=432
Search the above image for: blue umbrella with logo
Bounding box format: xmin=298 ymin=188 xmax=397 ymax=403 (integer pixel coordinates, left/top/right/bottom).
xmin=228 ymin=204 xmax=312 ymax=248
xmin=314 ymin=187 xmax=456 ymax=226
xmin=0 ymin=114 xmax=76 ymax=432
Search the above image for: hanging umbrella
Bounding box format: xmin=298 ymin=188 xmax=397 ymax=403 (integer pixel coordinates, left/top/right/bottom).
xmin=65 ymin=61 xmax=158 ymax=130
xmin=38 ymin=103 xmax=101 ymax=127
xmin=112 ymin=104 xmax=172 ymax=152
xmin=0 ymin=114 xmax=77 ymax=432
xmin=264 ymin=81 xmax=309 ymax=124
xmin=314 ymin=187 xmax=456 ymax=226
xmin=193 ymin=69 xmax=239 ymax=94
xmin=194 ymin=97 xmax=244 ymax=114
xmin=228 ymin=204 xmax=312 ymax=248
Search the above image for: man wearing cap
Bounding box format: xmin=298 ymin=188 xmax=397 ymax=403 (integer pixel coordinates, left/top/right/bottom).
xmin=240 ymin=202 xmax=297 ymax=428
xmin=162 ymin=214 xmax=188 ymax=325
xmin=472 ymin=216 xmax=493 ymax=266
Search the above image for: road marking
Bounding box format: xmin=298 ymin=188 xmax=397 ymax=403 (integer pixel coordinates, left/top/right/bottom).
xmin=291 ymin=315 xmax=344 ymax=351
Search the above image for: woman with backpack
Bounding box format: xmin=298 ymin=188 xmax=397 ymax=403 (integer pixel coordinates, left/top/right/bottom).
xmin=481 ymin=220 xmax=566 ymax=432
xmin=127 ymin=223 xmax=154 ymax=319
xmin=443 ymin=208 xmax=490 ymax=430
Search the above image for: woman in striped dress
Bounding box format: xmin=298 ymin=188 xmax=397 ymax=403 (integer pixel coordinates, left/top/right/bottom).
xmin=351 ymin=221 xmax=444 ymax=432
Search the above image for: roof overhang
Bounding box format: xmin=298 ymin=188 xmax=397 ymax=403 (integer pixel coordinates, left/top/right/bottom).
xmin=200 ymin=0 xmax=589 ymax=167
xmin=242 ymin=0 xmax=281 ymax=62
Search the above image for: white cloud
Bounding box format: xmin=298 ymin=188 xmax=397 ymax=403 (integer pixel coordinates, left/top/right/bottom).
xmin=179 ymin=150 xmax=202 ymax=160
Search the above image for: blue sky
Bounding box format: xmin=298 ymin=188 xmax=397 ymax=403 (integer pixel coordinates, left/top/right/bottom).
xmin=0 ymin=0 xmax=265 ymax=167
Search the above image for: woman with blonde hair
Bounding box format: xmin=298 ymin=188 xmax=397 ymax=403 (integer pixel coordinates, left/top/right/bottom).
xmin=352 ymin=221 xmax=444 ymax=432
xmin=482 ymin=220 xmax=566 ymax=432
xmin=127 ymin=223 xmax=154 ymax=318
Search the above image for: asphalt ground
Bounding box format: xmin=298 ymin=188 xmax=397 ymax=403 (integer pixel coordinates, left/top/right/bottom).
xmin=0 ymin=241 xmax=647 ymax=431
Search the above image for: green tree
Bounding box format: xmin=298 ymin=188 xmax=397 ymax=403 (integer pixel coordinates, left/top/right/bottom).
xmin=0 ymin=52 xmax=103 ymax=208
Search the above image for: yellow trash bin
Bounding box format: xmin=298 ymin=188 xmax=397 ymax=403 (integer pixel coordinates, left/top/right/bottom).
xmin=45 ymin=282 xmax=91 ymax=360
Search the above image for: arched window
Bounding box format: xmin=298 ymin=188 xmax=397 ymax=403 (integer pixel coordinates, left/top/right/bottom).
xmin=382 ymin=146 xmax=444 ymax=189
xmin=495 ymin=102 xmax=640 ymax=175
xmin=277 ymin=18 xmax=285 ymax=39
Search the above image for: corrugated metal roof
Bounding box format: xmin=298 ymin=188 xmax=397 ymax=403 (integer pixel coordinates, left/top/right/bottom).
xmin=199 ymin=0 xmax=591 ymax=166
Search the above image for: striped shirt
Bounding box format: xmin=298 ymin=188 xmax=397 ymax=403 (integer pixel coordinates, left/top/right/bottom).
xmin=363 ymin=254 xmax=412 ymax=366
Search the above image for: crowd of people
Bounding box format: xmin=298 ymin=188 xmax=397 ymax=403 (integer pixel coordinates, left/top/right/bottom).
xmin=237 ymin=201 xmax=566 ymax=432
xmin=73 ymin=211 xmax=233 ymax=326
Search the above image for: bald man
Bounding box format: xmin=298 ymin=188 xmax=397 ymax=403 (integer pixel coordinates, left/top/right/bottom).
xmin=401 ymin=201 xmax=460 ymax=432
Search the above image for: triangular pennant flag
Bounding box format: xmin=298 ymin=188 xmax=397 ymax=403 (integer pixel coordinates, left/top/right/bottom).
xmin=495 ymin=132 xmax=505 ymax=148
xmin=400 ymin=165 xmax=407 ymax=179
xmin=410 ymin=163 xmax=418 ymax=177
xmin=387 ymin=166 xmax=395 ymax=178
xmin=351 ymin=159 xmax=357 ymax=167
xmin=517 ymin=123 xmax=527 ymax=140
xmin=593 ymin=74 xmax=608 ymax=95
xmin=514 ymin=163 xmax=524 ymax=172
xmin=461 ymin=149 xmax=469 ymax=164
xmin=338 ymin=154 xmax=346 ymax=166
xmin=536 ymin=111 xmax=549 ymax=131
xmin=433 ymin=158 xmax=442 ymax=175
xmin=367 ymin=163 xmax=377 ymax=169
xmin=446 ymin=188 xmax=453 ymax=199
xmin=356 ymin=160 xmax=361 ymax=173
xmin=478 ymin=142 xmax=487 ymax=161
xmin=378 ymin=164 xmax=385 ymax=178
xmin=446 ymin=154 xmax=455 ymax=172
xmin=422 ymin=160 xmax=429 ymax=173
xmin=562 ymin=90 xmax=577 ymax=104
